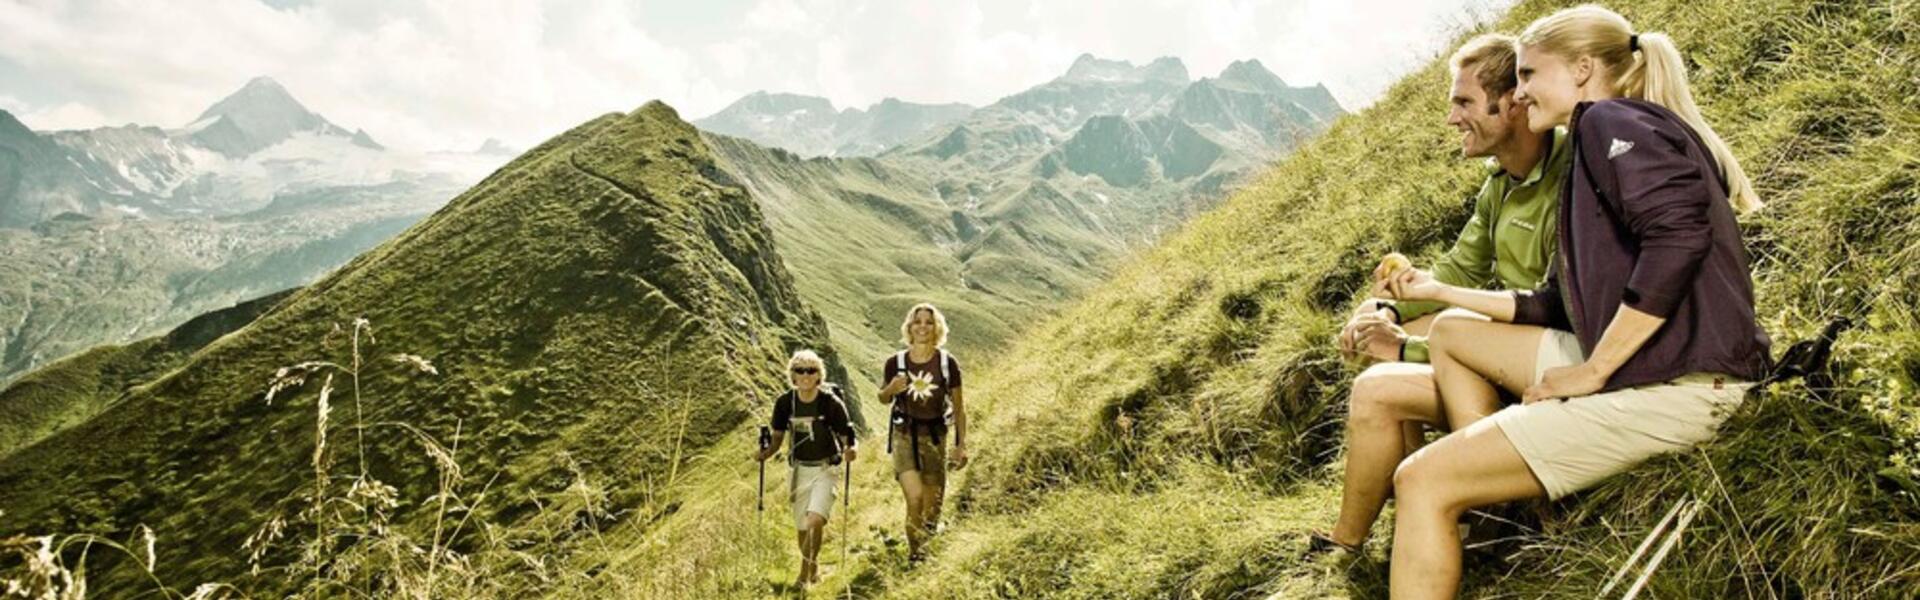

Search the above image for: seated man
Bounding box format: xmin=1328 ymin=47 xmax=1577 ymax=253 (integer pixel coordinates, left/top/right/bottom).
xmin=1313 ymin=33 xmax=1572 ymax=553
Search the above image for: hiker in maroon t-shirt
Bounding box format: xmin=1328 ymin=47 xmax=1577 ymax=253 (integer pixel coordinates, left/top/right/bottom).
xmin=878 ymin=303 xmax=967 ymax=562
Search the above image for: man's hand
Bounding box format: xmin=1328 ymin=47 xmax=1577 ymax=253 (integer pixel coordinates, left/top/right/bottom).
xmin=751 ymin=447 xmax=772 ymax=462
xmin=1352 ymin=319 xmax=1408 ymax=362
xmin=1339 ymin=308 xmax=1399 ymax=359
xmin=1523 ymin=362 xmax=1608 ymax=404
xmin=949 ymin=446 xmax=968 ymax=471
xmin=843 ymin=447 xmax=858 ymax=463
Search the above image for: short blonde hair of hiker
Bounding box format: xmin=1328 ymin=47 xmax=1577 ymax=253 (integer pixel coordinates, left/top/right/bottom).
xmin=787 ymin=350 xmax=825 ymax=377
xmin=898 ymin=303 xmax=950 ymax=348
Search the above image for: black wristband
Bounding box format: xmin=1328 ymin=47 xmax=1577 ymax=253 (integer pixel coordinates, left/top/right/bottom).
xmin=1397 ymin=339 xmax=1407 ymax=362
xmin=1381 ymin=302 xmax=1403 ymax=325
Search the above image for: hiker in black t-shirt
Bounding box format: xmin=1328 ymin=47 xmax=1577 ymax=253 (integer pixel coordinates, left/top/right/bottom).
xmin=754 ymin=350 xmax=857 ymax=588
xmin=878 ymin=303 xmax=967 ymax=562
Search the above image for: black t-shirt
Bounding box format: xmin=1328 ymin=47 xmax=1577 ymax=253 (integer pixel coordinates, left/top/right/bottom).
xmin=883 ymin=350 xmax=963 ymax=420
xmin=770 ymin=387 xmax=856 ymax=463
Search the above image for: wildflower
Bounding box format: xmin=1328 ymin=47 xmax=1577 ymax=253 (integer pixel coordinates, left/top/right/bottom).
xmin=136 ymin=524 xmax=157 ymax=572
xmin=389 ymin=353 xmax=439 ymax=375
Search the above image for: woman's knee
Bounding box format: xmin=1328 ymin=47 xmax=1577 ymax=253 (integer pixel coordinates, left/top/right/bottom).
xmin=1392 ymin=453 xmax=1467 ymax=515
xmin=1425 ymin=308 xmax=1488 ymax=357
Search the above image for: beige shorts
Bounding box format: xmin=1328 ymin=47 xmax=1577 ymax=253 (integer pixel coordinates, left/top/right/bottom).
xmin=790 ymin=463 xmax=839 ymax=530
xmin=891 ymin=425 xmax=948 ymax=486
xmin=1491 ymin=329 xmax=1750 ymax=499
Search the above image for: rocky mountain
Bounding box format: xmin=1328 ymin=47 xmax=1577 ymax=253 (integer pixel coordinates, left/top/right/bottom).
xmin=183 ymin=76 xmax=380 ymax=157
xmin=693 ymin=91 xmax=974 ymax=158
xmin=0 ymin=102 xmax=841 ymax=595
xmin=0 ymin=78 xmax=506 ymax=383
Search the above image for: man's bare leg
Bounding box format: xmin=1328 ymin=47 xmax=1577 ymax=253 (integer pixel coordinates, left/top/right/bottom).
xmin=1327 ymin=312 xmax=1493 ymax=547
xmin=1330 ymin=362 xmax=1445 ymax=546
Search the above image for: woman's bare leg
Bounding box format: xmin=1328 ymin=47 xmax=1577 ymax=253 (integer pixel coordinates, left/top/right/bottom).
xmin=1389 ymin=418 xmax=1546 ymax=599
xmin=898 ymin=471 xmax=930 ymax=557
xmin=1426 ymin=311 xmax=1544 ymax=428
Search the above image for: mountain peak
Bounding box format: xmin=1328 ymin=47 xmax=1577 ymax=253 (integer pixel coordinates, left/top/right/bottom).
xmin=185 ymin=76 xmax=359 ymax=156
xmin=476 ymin=137 xmax=518 ymax=155
xmin=1061 ymin=54 xmax=1189 ymax=85
xmin=240 ymin=76 xmax=289 ymax=94
xmin=1218 ymin=59 xmax=1287 ymax=91
xmin=198 ymin=77 xmax=308 ymax=121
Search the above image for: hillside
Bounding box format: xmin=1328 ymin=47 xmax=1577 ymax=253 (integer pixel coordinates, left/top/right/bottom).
xmin=570 ymin=0 xmax=1920 ymax=597
xmin=919 ymin=0 xmax=1920 ymax=597
xmin=0 ymin=101 xmax=844 ymax=596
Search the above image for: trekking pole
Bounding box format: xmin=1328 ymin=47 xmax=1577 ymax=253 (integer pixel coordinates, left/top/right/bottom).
xmin=843 ymin=451 xmax=852 ymax=600
xmin=758 ymin=426 xmax=772 ymax=520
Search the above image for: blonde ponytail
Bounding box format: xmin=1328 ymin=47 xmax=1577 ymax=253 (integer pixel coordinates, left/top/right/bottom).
xmin=1521 ymin=5 xmax=1762 ymax=213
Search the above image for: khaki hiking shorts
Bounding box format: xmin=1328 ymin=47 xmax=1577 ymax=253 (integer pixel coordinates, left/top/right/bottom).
xmin=1489 ymin=328 xmax=1750 ymax=500
xmin=790 ymin=462 xmax=839 ymax=530
xmin=890 ymin=425 xmax=947 ymax=485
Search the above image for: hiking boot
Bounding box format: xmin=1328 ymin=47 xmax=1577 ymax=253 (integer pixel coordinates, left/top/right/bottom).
xmin=1302 ymin=530 xmax=1362 ymax=559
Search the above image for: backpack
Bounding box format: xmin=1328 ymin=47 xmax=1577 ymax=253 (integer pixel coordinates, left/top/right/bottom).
xmin=888 ymin=349 xmax=953 ymax=470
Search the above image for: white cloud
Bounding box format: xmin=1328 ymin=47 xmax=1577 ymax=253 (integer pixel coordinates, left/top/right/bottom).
xmin=0 ymin=0 xmax=1511 ymax=151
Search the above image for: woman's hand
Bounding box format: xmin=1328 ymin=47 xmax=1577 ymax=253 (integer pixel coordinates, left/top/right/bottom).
xmin=883 ymin=374 xmax=909 ymax=396
xmin=751 ymin=447 xmax=772 ymax=462
xmin=1523 ymin=362 xmax=1608 ymax=403
xmin=948 ymin=446 xmax=968 ymax=471
xmin=1383 ymin=268 xmax=1445 ymax=302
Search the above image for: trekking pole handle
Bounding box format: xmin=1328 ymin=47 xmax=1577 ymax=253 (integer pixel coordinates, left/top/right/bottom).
xmin=759 ymin=425 xmax=772 ymax=453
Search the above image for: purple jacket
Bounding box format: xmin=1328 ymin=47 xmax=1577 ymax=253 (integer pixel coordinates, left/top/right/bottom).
xmin=1513 ymin=99 xmax=1771 ymax=391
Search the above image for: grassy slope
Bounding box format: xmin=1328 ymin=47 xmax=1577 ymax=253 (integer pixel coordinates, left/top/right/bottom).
xmin=0 ymin=288 xmax=293 ymax=457
xmin=0 ymin=102 xmax=842 ymax=595
xmin=581 ymin=0 xmax=1919 ymax=597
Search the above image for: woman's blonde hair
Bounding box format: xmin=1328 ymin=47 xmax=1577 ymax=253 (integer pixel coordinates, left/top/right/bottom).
xmin=1520 ymin=4 xmax=1761 ymax=213
xmin=898 ymin=303 xmax=949 ymax=348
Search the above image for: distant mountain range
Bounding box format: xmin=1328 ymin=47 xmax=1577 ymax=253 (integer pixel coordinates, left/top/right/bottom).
xmin=700 ymin=54 xmax=1344 ymax=373
xmin=0 ymin=78 xmax=507 ymax=382
xmin=697 ymin=54 xmax=1340 ymax=168
xmin=695 ymin=92 xmax=975 ymax=158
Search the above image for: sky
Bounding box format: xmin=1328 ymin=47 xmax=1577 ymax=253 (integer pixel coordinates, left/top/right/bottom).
xmin=0 ymin=0 xmax=1513 ymax=153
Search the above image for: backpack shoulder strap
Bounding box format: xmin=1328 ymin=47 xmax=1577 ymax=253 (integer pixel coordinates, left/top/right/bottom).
xmin=938 ymin=349 xmax=950 ymax=381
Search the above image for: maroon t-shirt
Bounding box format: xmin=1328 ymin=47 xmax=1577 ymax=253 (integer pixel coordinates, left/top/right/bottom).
xmin=883 ymin=350 xmax=963 ymax=420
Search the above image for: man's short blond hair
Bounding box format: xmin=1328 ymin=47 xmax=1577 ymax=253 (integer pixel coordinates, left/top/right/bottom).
xmin=1449 ymin=33 xmax=1519 ymax=100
